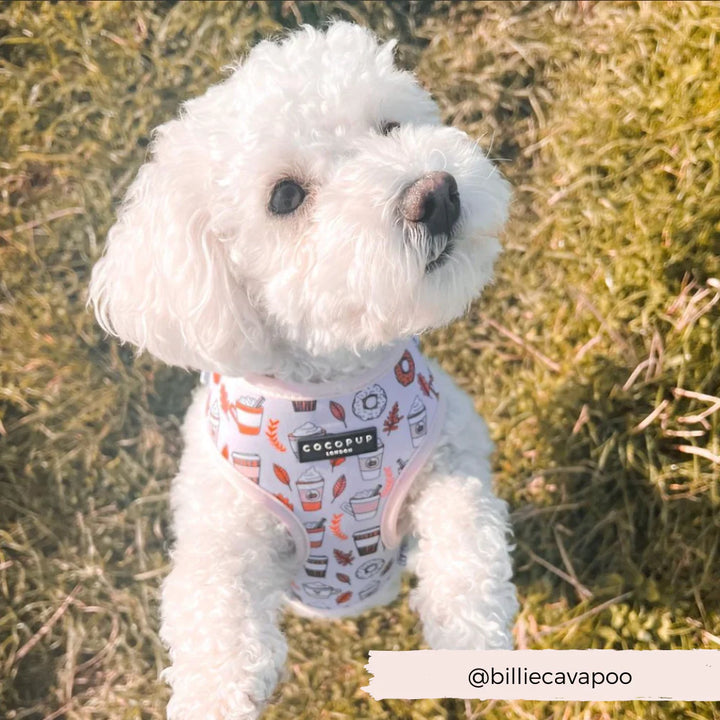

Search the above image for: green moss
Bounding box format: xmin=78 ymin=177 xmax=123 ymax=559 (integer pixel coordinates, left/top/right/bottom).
xmin=2 ymin=1 xmax=719 ymax=719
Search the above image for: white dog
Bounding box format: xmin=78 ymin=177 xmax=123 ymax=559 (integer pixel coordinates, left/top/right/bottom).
xmin=89 ymin=21 xmax=517 ymax=720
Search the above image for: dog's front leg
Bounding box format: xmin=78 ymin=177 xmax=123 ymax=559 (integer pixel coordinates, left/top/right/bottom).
xmin=408 ymin=365 xmax=518 ymax=650
xmin=161 ymin=498 xmax=295 ymax=720
xmin=160 ymin=401 xmax=297 ymax=720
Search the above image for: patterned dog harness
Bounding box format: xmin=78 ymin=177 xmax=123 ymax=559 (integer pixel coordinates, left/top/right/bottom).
xmin=205 ymin=339 xmax=445 ymax=616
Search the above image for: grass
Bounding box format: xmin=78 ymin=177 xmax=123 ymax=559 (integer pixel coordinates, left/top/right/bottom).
xmin=1 ymin=1 xmax=719 ymax=719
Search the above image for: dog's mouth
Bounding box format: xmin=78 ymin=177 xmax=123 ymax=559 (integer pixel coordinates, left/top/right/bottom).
xmin=424 ymin=237 xmax=454 ymax=274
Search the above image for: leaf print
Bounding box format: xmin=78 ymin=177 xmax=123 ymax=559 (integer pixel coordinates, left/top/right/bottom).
xmin=428 ymin=372 xmax=439 ymax=399
xmin=219 ymin=383 xmax=230 ymax=414
xmin=329 ymin=401 xmax=347 ymax=427
xmin=275 ymin=493 xmax=294 ymax=511
xmin=381 ymin=467 xmax=394 ymax=498
xmin=334 ymin=548 xmax=354 ymax=566
xmin=331 ymin=475 xmax=347 ymax=502
xmin=330 ymin=457 xmax=345 ymax=470
xmin=212 ymin=373 xmax=221 ymax=385
xmin=336 ymin=573 xmax=351 ymax=585
xmin=336 ymin=591 xmax=352 ymax=604
xmin=221 ymin=445 xmax=229 ymax=460
xmin=383 ymin=401 xmax=403 ymax=434
xmin=330 ymin=513 xmax=348 ymax=540
xmin=266 ymin=419 xmax=287 ymax=452
xmin=417 ymin=372 xmax=431 ymax=398
xmin=273 ymin=464 xmax=290 ymax=487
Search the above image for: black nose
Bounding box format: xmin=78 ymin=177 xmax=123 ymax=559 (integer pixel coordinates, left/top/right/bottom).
xmin=400 ymin=171 xmax=460 ymax=237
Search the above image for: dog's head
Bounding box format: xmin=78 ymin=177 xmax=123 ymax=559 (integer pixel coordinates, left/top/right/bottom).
xmin=89 ymin=22 xmax=510 ymax=374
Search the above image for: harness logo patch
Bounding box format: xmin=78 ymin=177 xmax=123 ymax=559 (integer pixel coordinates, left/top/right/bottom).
xmin=298 ymin=427 xmax=378 ymax=463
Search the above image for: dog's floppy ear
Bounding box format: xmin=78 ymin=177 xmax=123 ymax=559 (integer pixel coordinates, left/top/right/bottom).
xmin=89 ymin=116 xmax=263 ymax=373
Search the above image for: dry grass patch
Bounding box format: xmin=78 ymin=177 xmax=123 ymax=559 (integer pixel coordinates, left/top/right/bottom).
xmin=1 ymin=2 xmax=719 ymax=719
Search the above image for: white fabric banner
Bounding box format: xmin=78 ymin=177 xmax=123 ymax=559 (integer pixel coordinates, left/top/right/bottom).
xmin=363 ymin=650 xmax=720 ymax=700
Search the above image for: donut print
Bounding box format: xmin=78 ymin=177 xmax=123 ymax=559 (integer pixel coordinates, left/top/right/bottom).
xmin=352 ymin=384 xmax=387 ymax=421
xmin=394 ymin=350 xmax=415 ymax=386
xmin=355 ymin=558 xmax=385 ymax=579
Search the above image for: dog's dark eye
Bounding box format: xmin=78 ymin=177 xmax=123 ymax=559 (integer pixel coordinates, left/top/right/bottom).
xmin=380 ymin=121 xmax=400 ymax=136
xmin=269 ymin=180 xmax=306 ymax=215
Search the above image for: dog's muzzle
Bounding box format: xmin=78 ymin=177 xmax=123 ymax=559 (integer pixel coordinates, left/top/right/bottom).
xmin=400 ymin=171 xmax=460 ymax=272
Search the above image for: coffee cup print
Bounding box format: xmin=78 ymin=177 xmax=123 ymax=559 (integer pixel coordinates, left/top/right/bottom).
xmin=288 ymin=421 xmax=326 ymax=459
xmin=305 ymin=555 xmax=329 ymax=578
xmin=296 ymin=467 xmax=325 ymax=511
xmin=304 ymin=519 xmax=326 ymax=548
xmin=231 ymin=452 xmax=261 ymax=483
xmin=229 ymin=395 xmax=265 ymax=435
xmin=341 ymin=485 xmax=382 ymax=521
xmin=358 ymin=439 xmax=384 ymax=480
xmin=209 ymin=399 xmax=220 ymax=444
xmin=407 ymin=395 xmax=427 ymax=448
xmin=353 ymin=526 xmax=381 ymax=556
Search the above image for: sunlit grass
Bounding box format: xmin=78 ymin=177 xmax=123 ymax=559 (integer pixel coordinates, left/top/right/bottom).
xmin=1 ymin=2 xmax=719 ymax=719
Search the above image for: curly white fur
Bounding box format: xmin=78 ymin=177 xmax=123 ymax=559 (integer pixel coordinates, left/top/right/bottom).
xmin=89 ymin=21 xmax=518 ymax=720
